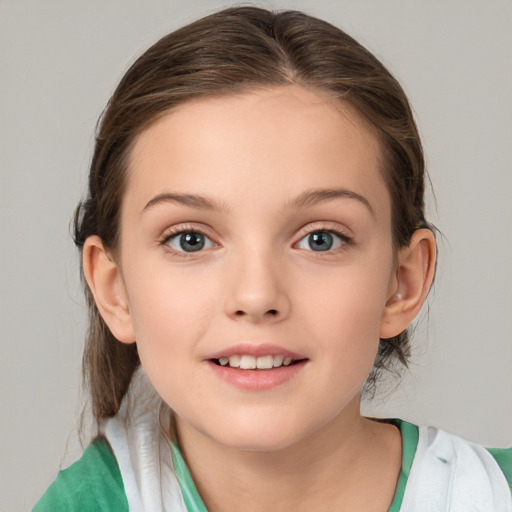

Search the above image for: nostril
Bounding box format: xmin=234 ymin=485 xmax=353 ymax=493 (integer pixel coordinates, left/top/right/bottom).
xmin=232 ymin=309 xmax=279 ymax=318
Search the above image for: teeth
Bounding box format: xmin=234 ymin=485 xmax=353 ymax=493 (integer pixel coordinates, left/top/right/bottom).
xmin=256 ymin=355 xmax=273 ymax=369
xmin=228 ymin=355 xmax=241 ymax=368
xmin=273 ymin=355 xmax=284 ymax=367
xmin=218 ymin=354 xmax=296 ymax=369
xmin=239 ymin=355 xmax=256 ymax=369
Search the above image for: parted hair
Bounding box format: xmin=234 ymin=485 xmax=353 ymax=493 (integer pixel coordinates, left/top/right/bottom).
xmin=74 ymin=6 xmax=430 ymax=422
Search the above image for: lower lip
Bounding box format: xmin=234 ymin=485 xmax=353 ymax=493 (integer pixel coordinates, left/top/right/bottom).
xmin=206 ymin=360 xmax=308 ymax=391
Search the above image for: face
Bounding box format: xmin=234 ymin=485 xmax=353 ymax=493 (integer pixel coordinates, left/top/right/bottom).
xmin=117 ymin=86 xmax=397 ymax=451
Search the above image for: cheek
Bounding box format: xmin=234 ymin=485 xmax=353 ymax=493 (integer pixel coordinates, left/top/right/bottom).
xmin=302 ymin=260 xmax=392 ymax=331
xmin=125 ymin=273 xmax=219 ymax=412
xmin=123 ymin=263 xmax=218 ymax=370
xmin=299 ymin=290 xmax=386 ymax=420
xmin=315 ymin=290 xmax=381 ymax=376
xmin=298 ymin=252 xmax=394 ymax=366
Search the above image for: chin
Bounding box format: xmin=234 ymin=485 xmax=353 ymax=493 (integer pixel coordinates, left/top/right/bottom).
xmin=201 ymin=414 xmax=318 ymax=453
xmin=217 ymin=432 xmax=301 ymax=453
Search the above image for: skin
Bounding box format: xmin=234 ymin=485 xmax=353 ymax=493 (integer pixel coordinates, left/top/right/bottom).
xmin=84 ymin=85 xmax=436 ymax=511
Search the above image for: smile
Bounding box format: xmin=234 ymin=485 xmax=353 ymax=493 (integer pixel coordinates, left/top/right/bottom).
xmin=215 ymin=355 xmax=294 ymax=369
xmin=207 ymin=344 xmax=307 ymax=389
xmin=207 ymin=357 xmax=308 ymax=391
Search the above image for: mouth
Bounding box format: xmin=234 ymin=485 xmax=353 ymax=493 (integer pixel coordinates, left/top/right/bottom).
xmin=210 ymin=354 xmax=305 ymax=370
xmin=206 ymin=346 xmax=308 ymax=390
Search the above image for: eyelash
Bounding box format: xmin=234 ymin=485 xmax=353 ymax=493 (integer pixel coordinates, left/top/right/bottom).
xmin=159 ymin=225 xmax=217 ymax=257
xmin=294 ymin=225 xmax=353 ymax=253
xmin=158 ymin=223 xmax=353 ymax=257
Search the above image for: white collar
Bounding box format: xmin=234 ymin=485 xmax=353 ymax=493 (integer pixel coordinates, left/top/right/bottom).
xmin=103 ymin=368 xmax=187 ymax=512
xmin=401 ymin=424 xmax=511 ymax=511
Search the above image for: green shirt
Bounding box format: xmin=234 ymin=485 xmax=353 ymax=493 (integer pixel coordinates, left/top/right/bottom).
xmin=33 ymin=419 xmax=512 ymax=512
xmin=33 ymin=439 xmax=128 ymax=511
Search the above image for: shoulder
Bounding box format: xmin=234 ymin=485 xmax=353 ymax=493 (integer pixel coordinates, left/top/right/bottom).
xmin=33 ymin=438 xmax=129 ymax=512
xmin=402 ymin=422 xmax=512 ymax=511
xmin=417 ymin=425 xmax=512 ymax=488
xmin=487 ymin=446 xmax=512 ymax=490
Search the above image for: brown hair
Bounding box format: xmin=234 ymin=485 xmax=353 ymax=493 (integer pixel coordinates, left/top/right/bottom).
xmin=74 ymin=6 xmax=430 ymax=422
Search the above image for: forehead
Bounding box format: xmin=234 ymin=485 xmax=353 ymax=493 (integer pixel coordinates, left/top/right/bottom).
xmin=125 ymin=85 xmax=389 ymax=220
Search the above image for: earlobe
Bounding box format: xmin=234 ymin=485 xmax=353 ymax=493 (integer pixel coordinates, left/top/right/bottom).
xmin=380 ymin=229 xmax=436 ymax=339
xmin=82 ymin=236 xmax=136 ymax=344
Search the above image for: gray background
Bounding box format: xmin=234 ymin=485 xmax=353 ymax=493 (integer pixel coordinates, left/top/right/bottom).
xmin=1 ymin=0 xmax=511 ymax=510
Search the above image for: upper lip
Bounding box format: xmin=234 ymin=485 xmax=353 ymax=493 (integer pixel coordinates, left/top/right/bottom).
xmin=206 ymin=343 xmax=306 ymax=361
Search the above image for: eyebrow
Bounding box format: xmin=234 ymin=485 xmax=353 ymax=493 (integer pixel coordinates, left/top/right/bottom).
xmin=140 ymin=188 xmax=374 ymax=217
xmin=141 ymin=193 xmax=228 ymax=215
xmin=290 ymin=187 xmax=375 ymax=217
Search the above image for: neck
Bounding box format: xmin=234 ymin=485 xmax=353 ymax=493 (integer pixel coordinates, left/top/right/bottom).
xmin=174 ymin=398 xmax=402 ymax=512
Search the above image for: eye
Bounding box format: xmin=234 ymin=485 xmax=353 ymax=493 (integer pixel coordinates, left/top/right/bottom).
xmin=165 ymin=231 xmax=215 ymax=253
xmin=296 ymin=230 xmax=348 ymax=252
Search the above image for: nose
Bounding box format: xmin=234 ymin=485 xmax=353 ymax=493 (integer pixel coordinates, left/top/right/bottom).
xmin=224 ymin=247 xmax=291 ymax=323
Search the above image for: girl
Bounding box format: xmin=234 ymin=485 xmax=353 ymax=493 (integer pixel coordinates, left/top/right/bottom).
xmin=33 ymin=6 xmax=511 ymax=511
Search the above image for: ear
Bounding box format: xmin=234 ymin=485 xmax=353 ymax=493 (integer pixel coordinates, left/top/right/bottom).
xmin=82 ymin=235 xmax=136 ymax=344
xmin=380 ymin=229 xmax=436 ymax=338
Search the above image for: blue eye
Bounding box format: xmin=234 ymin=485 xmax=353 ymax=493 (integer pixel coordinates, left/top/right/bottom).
xmin=166 ymin=232 xmax=215 ymax=253
xmin=296 ymin=231 xmax=347 ymax=252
